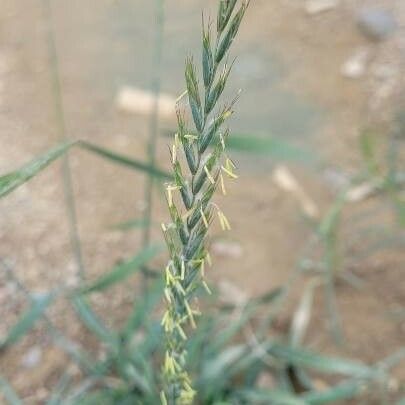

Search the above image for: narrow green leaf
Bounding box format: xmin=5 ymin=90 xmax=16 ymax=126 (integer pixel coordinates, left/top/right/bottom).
xmin=303 ymin=379 xmax=367 ymax=404
xmin=359 ymin=130 xmax=379 ymax=177
xmin=0 ymin=141 xmax=75 ymax=198
xmin=290 ymin=280 xmax=319 ymax=347
xmin=0 ymin=293 xmax=53 ymax=349
xmin=0 ymin=376 xmax=23 ymax=405
xmin=210 ymin=306 xmax=256 ymax=353
xmin=268 ymin=344 xmax=379 ymax=379
xmin=76 ymin=245 xmax=161 ymax=295
xmin=79 ymin=141 xmax=172 ymax=180
xmin=111 ymin=218 xmax=150 ymax=231
xmin=228 ymin=134 xmax=314 ymax=162
xmin=238 ymin=389 xmax=308 ymax=405
xmin=318 ymin=192 xmax=346 ymax=238
xmin=201 ymin=344 xmax=246 ymax=381
xmin=46 ymin=372 xmax=72 ymax=405
xmin=52 ymin=334 xmax=99 ymax=374
xmin=122 ymin=277 xmax=164 ymax=338
xmin=72 ymin=297 xmax=118 ymax=348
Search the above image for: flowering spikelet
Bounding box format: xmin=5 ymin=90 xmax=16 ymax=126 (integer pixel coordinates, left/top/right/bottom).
xmin=161 ymin=1 xmax=249 ymax=403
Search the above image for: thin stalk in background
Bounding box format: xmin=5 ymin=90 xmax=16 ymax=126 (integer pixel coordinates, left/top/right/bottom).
xmin=42 ymin=0 xmax=86 ymax=280
xmin=141 ymin=0 xmax=166 ymax=289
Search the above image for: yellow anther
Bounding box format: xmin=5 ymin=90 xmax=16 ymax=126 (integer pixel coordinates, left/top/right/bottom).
xmin=160 ymin=391 xmax=168 ymax=405
xmin=166 ymin=184 xmax=181 ymax=207
xmin=164 ymin=288 xmax=172 ymax=303
xmin=184 ymin=300 xmax=196 ymax=329
xmin=176 ymin=89 xmax=188 ymax=103
xmin=184 ymin=134 xmax=198 ymax=142
xmin=175 ymin=281 xmax=186 ymax=296
xmin=161 ymin=310 xmax=169 ymax=327
xmin=172 ymin=356 xmax=182 ymax=373
xmin=181 ymin=259 xmax=185 ymax=280
xmin=200 ymin=207 xmax=209 ymax=228
xmin=200 ymin=259 xmax=205 ymax=276
xmin=167 ymin=187 xmax=173 ymax=207
xmin=172 ymin=141 xmax=178 ymax=165
xmin=223 ymin=110 xmax=232 ymax=120
xmin=164 ymin=351 xmax=175 ymax=375
xmin=219 ymin=133 xmax=226 ymax=150
xmin=221 ymin=165 xmax=238 ymax=179
xmin=218 ymin=210 xmax=231 ymax=231
xmin=225 ymin=157 xmax=236 ymax=170
xmin=206 ymin=252 xmax=212 ymax=267
xmin=176 ymin=324 xmax=187 ymax=340
xmin=204 ymin=165 xmax=215 ymax=184
xmin=165 ymin=265 xmax=176 ymax=285
xmin=202 ymin=280 xmax=212 ymax=295
xmin=220 ymin=172 xmax=227 ymax=195
xmin=191 ymin=258 xmax=205 ymax=276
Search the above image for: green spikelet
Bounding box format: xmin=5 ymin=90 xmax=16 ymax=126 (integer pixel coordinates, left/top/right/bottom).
xmin=161 ymin=1 xmax=250 ymax=404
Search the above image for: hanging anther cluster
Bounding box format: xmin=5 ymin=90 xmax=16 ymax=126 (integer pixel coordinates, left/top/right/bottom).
xmin=160 ymin=1 xmax=250 ymax=404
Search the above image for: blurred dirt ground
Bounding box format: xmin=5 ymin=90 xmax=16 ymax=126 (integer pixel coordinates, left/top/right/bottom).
xmin=0 ymin=0 xmax=404 ymax=403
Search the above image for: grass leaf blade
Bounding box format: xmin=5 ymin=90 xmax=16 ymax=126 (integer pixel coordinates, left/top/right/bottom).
xmin=226 ymin=133 xmax=314 ymax=162
xmin=79 ymin=141 xmax=172 ymax=180
xmin=0 ymin=141 xmax=75 ymax=198
xmin=76 ymin=245 xmax=161 ymax=295
xmin=0 ymin=376 xmax=23 ymax=405
xmin=72 ymin=297 xmax=118 ymax=348
xmin=269 ymin=344 xmax=378 ymax=378
xmin=0 ymin=293 xmax=53 ymax=349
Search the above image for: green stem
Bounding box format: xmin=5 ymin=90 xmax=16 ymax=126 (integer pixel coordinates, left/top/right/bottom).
xmin=42 ymin=0 xmax=86 ymax=280
xmin=141 ymin=0 xmax=166 ymax=286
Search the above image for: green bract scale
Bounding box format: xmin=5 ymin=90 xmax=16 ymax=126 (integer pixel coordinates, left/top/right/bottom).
xmin=160 ymin=1 xmax=250 ymax=404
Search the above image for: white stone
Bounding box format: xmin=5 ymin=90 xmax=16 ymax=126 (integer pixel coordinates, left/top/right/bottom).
xmin=21 ymin=346 xmax=42 ymax=368
xmin=115 ymin=86 xmax=176 ymax=121
xmin=341 ymin=48 xmax=370 ymax=79
xmin=305 ymin=0 xmax=339 ymax=15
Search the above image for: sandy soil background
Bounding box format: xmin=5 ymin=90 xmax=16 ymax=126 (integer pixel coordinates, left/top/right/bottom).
xmin=0 ymin=0 xmax=404 ymax=403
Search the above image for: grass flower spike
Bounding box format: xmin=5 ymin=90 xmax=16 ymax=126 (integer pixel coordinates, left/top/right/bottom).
xmin=161 ymin=1 xmax=250 ymax=403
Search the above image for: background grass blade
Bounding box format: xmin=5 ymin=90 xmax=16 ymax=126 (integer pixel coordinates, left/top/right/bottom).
xmin=237 ymin=389 xmax=308 ymax=405
xmin=201 ymin=344 xmax=247 ymax=382
xmin=46 ymin=371 xmax=73 ymax=405
xmin=0 ymin=141 xmax=75 ymax=198
xmin=268 ymin=344 xmax=380 ymax=378
xmin=290 ymin=279 xmax=319 ymax=347
xmin=162 ymin=130 xmax=314 ymax=162
xmin=0 ymin=293 xmax=54 ymax=349
xmin=302 ymin=379 xmax=367 ymax=404
xmin=76 ymin=244 xmax=162 ymax=295
xmin=72 ymin=297 xmax=118 ymax=348
xmin=79 ymin=141 xmax=171 ymax=180
xmin=227 ymin=133 xmax=314 ymax=162
xmin=111 ymin=218 xmax=151 ymax=231
xmin=121 ymin=277 xmax=164 ymax=339
xmin=0 ymin=376 xmax=23 ymax=405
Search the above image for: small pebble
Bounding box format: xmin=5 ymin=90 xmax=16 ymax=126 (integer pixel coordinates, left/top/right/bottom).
xmin=357 ymin=8 xmax=397 ymax=41
xmin=305 ymin=0 xmax=339 ymax=15
xmin=341 ymin=47 xmax=370 ymax=79
xmin=21 ymin=346 xmax=42 ymax=369
xmin=115 ymin=86 xmax=176 ymax=121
